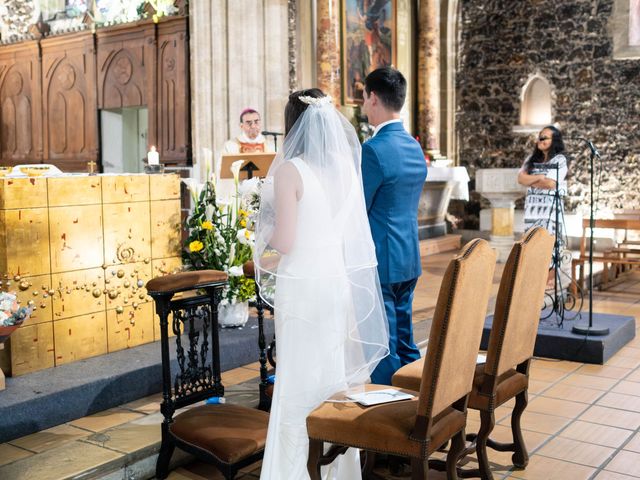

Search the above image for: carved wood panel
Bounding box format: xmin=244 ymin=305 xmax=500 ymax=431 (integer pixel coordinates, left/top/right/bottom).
xmin=96 ymin=21 xmax=156 ymax=111
xmin=0 ymin=16 xmax=191 ymax=171
xmin=41 ymin=31 xmax=98 ymax=172
xmin=157 ymin=17 xmax=190 ymax=165
xmin=0 ymin=41 xmax=43 ymax=165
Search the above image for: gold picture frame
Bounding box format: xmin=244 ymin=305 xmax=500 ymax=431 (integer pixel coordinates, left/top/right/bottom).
xmin=341 ymin=0 xmax=397 ymax=105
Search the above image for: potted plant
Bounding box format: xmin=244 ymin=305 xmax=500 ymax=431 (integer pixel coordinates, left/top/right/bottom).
xmin=182 ymin=158 xmax=261 ymax=327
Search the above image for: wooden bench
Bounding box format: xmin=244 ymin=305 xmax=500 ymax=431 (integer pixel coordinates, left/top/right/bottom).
xmin=572 ymin=218 xmax=640 ymax=293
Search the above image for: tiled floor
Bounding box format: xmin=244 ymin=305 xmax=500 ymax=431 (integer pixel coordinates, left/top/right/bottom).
xmin=0 ymin=248 xmax=639 ymax=479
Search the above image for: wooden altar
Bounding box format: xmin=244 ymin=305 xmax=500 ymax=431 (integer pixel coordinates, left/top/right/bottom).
xmin=0 ymin=173 xmax=182 ymax=376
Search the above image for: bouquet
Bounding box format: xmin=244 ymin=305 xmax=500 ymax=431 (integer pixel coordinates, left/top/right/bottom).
xmin=0 ymin=292 xmax=31 ymax=328
xmin=182 ymin=154 xmax=263 ymax=308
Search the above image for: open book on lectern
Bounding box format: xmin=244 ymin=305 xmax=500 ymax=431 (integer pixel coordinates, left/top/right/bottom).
xmin=220 ymin=152 xmax=276 ymax=180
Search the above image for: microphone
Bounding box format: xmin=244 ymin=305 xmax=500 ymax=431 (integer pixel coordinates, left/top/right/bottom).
xmin=261 ymin=130 xmax=284 ymax=136
xmin=573 ymin=137 xmax=601 ymax=158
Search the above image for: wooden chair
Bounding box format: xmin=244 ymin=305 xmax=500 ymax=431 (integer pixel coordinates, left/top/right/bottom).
xmin=393 ymin=227 xmax=554 ymax=479
xmin=306 ymin=239 xmax=497 ymax=480
xmin=147 ymin=270 xmax=270 ymax=480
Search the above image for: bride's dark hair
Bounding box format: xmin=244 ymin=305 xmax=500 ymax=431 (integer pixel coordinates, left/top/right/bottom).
xmin=284 ymin=88 xmax=326 ymax=135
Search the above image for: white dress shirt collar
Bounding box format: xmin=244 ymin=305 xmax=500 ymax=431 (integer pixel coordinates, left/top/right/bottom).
xmin=372 ymin=118 xmax=403 ymax=137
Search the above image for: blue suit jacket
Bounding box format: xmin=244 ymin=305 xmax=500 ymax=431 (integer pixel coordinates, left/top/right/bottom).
xmin=362 ymin=122 xmax=428 ymax=284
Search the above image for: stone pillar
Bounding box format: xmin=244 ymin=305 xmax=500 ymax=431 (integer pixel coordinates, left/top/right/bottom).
xmin=475 ymin=168 xmax=527 ymax=262
xmin=316 ymin=0 xmax=340 ymax=100
xmin=417 ymin=0 xmax=440 ymax=152
xmin=189 ymin=0 xmax=289 ymax=183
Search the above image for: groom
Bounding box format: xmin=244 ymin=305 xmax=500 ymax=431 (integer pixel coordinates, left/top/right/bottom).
xmin=361 ymin=67 xmax=428 ymax=386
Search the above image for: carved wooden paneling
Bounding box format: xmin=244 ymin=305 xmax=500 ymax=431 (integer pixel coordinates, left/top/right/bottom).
xmin=0 ymin=41 xmax=43 ymax=165
xmin=41 ymin=31 xmax=97 ymax=172
xmin=96 ymin=21 xmax=156 ymax=111
xmin=0 ymin=16 xmax=192 ymax=172
xmin=157 ymin=16 xmax=190 ymax=166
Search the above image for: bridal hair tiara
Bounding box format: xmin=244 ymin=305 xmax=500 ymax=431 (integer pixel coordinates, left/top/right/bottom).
xmin=298 ymin=95 xmax=333 ymax=107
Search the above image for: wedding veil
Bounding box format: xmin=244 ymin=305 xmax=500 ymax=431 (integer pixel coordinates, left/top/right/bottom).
xmin=253 ymin=95 xmax=389 ymax=393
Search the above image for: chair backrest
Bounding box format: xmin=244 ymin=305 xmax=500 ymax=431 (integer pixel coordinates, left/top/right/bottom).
xmin=485 ymin=226 xmax=554 ymax=377
xmin=146 ymin=270 xmax=228 ymax=419
xmin=416 ymin=239 xmax=496 ymax=420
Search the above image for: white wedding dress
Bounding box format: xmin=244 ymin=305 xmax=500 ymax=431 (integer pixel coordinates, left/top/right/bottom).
xmin=260 ymin=157 xmax=361 ymax=480
xmin=255 ymin=95 xmax=388 ymax=479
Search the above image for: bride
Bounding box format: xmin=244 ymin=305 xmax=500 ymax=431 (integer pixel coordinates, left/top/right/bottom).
xmin=254 ymin=88 xmax=389 ymax=479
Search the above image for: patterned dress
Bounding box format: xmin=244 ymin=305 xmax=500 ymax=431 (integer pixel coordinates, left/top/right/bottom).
xmin=522 ymin=153 xmax=568 ymax=246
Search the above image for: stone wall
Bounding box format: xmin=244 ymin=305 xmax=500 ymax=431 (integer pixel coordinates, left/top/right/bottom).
xmin=456 ymin=0 xmax=640 ymax=227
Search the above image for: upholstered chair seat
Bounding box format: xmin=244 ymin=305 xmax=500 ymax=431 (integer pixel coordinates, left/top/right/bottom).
xmin=307 ymin=386 xmax=466 ymax=459
xmin=468 ymin=366 xmax=528 ymax=411
xmin=170 ymin=405 xmax=269 ymax=464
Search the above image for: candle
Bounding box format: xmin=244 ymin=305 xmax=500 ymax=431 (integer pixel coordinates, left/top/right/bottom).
xmin=147 ymin=146 xmax=159 ymax=165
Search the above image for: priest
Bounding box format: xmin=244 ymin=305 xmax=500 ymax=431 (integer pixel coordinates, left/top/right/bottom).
xmin=223 ymin=108 xmax=275 ymax=153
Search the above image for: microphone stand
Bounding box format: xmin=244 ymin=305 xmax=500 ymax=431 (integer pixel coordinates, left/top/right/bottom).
xmin=265 ymin=133 xmax=280 ymax=152
xmin=572 ymin=139 xmax=609 ymax=335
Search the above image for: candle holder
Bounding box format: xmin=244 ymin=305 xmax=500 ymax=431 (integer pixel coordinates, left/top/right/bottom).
xmin=143 ymin=162 xmax=165 ymax=174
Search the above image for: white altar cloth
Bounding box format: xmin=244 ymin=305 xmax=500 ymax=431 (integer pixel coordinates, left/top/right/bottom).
xmin=426 ymin=166 xmax=470 ymax=201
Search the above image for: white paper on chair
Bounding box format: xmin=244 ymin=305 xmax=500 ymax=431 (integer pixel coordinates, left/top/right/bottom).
xmin=347 ymin=389 xmax=415 ymax=406
xmin=477 ymin=354 xmax=487 ymax=364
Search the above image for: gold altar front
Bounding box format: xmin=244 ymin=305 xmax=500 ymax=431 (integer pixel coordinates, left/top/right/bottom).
xmin=0 ymin=174 xmax=182 ymax=376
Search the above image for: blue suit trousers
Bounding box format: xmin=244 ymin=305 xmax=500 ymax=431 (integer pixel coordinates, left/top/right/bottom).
xmin=370 ymin=278 xmax=421 ymax=385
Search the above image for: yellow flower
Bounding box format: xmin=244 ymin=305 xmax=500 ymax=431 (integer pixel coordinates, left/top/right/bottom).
xmin=189 ymin=240 xmax=204 ymax=252
xmin=201 ymin=220 xmax=214 ymax=230
xmin=244 ymin=230 xmax=251 ymax=239
xmin=239 ymin=218 xmax=247 ymax=227
xmin=238 ymin=209 xmax=248 ymax=218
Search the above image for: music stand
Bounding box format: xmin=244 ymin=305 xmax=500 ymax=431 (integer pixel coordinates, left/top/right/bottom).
xmin=220 ymin=153 xmax=276 ymax=180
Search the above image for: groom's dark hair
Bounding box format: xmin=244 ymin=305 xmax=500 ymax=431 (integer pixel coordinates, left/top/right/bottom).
xmin=364 ymin=67 xmax=406 ymax=112
xmin=285 ymin=88 xmax=325 ymax=135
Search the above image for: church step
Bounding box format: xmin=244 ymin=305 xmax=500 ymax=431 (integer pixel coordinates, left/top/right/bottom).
xmin=420 ymin=234 xmax=462 ymax=257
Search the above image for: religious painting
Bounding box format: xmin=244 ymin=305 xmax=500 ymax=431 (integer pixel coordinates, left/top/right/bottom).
xmin=630 ymin=0 xmax=640 ymax=45
xmin=342 ymin=0 xmax=396 ymax=105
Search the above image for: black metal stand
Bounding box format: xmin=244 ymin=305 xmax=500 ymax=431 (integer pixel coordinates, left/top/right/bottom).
xmin=573 ymin=141 xmax=610 ymax=336
xmin=548 ymin=167 xmax=566 ymax=326
xmin=265 ymin=133 xmax=280 ymax=152
xmin=537 ymin=164 xmax=582 ymax=327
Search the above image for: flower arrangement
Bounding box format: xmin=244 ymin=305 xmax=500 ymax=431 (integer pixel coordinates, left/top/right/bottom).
xmin=0 ymin=292 xmax=30 ymax=328
xmin=183 ymin=155 xmax=262 ymax=308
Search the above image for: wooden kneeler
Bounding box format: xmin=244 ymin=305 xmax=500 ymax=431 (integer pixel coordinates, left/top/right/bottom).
xmin=147 ymin=270 xmax=269 ymax=480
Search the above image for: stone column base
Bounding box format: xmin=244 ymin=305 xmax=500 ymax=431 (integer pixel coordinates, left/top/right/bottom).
xmin=489 ymin=234 xmax=515 ymax=263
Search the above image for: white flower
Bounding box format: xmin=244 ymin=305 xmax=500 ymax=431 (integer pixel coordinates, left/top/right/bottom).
xmin=205 ymin=205 xmax=215 ymax=222
xmin=239 ymin=177 xmax=261 ymax=197
xmin=228 ymin=266 xmax=244 ymax=277
xmin=236 ymin=228 xmax=255 ymax=246
xmin=182 ymin=178 xmax=203 ymax=203
xmin=230 ymin=160 xmax=244 ymax=184
xmin=298 ymin=95 xmax=333 ymax=107
xmin=228 ymin=244 xmax=236 ymax=266
xmin=217 ymin=198 xmax=231 ymax=211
